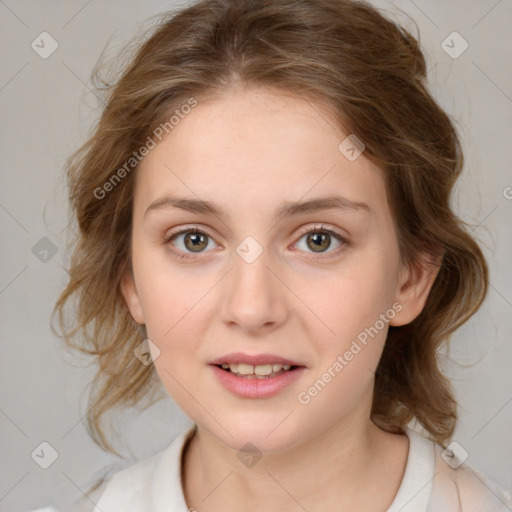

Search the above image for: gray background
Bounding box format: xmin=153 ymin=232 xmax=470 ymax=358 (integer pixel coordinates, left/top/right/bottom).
xmin=0 ymin=0 xmax=511 ymax=510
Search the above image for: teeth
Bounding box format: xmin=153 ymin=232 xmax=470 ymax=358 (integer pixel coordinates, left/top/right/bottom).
xmin=237 ymin=363 xmax=254 ymax=375
xmin=254 ymin=364 xmax=273 ymax=376
xmin=222 ymin=362 xmax=293 ymax=376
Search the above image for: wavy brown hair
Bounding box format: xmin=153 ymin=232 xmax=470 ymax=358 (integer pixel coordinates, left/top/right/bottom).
xmin=53 ymin=0 xmax=488 ymax=455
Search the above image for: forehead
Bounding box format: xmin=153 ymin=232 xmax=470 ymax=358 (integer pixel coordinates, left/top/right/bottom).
xmin=134 ymin=87 xmax=388 ymax=221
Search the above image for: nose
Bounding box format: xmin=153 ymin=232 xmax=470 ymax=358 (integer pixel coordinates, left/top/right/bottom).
xmin=219 ymin=245 xmax=289 ymax=335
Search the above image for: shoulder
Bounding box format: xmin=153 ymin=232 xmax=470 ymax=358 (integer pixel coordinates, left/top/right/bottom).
xmin=428 ymin=440 xmax=512 ymax=512
xmin=92 ymin=423 xmax=196 ymax=512
xmin=390 ymin=427 xmax=511 ymax=512
xmin=26 ymin=424 xmax=197 ymax=512
xmin=24 ymin=452 xmax=162 ymax=512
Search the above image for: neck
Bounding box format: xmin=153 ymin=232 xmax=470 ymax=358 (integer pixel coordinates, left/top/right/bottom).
xmin=181 ymin=402 xmax=409 ymax=511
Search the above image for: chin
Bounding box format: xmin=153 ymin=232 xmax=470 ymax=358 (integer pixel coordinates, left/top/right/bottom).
xmin=203 ymin=414 xmax=306 ymax=454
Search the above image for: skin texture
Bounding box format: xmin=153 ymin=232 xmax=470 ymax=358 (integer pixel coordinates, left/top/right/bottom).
xmin=121 ymin=86 xmax=440 ymax=511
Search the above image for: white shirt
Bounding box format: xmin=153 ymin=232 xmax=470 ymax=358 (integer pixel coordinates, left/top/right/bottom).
xmin=31 ymin=424 xmax=512 ymax=512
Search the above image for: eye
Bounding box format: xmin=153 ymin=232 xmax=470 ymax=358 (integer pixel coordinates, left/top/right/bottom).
xmin=164 ymin=226 xmax=217 ymax=260
xmin=164 ymin=224 xmax=349 ymax=261
xmin=293 ymin=224 xmax=348 ymax=257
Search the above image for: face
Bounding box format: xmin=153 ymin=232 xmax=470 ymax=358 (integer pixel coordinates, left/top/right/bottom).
xmin=121 ymin=86 xmax=438 ymax=452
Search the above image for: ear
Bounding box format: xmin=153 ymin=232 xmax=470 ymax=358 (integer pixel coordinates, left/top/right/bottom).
xmin=389 ymin=250 xmax=443 ymax=327
xmin=120 ymin=268 xmax=145 ymax=325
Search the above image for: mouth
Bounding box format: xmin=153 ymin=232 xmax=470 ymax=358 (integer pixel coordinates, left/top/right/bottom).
xmin=210 ymin=361 xmax=307 ymax=398
xmin=212 ymin=362 xmax=302 ymax=380
xmin=209 ymin=352 xmax=307 ymax=397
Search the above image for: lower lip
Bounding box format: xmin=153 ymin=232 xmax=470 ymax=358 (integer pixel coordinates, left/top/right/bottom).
xmin=210 ymin=365 xmax=306 ymax=399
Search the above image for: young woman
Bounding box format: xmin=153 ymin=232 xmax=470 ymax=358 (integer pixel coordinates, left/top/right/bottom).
xmin=34 ymin=0 xmax=511 ymax=510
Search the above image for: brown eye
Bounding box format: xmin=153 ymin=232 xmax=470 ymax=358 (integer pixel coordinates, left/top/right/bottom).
xmin=306 ymin=232 xmax=332 ymax=252
xmin=182 ymin=231 xmax=209 ymax=252
xmin=165 ymin=224 xmax=348 ymax=261
xmin=165 ymin=228 xmax=214 ymax=257
xmin=294 ymin=225 xmax=347 ymax=257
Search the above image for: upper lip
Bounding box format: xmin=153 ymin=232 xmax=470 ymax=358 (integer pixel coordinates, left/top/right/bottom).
xmin=210 ymin=352 xmax=305 ymax=367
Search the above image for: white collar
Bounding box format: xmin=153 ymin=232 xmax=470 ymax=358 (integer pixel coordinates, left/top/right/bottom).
xmin=96 ymin=423 xmax=435 ymax=512
xmin=386 ymin=427 xmax=436 ymax=512
xmin=152 ymin=423 xmax=197 ymax=512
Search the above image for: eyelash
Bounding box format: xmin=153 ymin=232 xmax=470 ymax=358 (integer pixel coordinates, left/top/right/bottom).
xmin=163 ymin=224 xmax=350 ymax=261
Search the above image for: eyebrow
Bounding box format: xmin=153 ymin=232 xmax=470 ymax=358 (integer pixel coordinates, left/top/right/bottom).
xmin=144 ymin=195 xmax=371 ymax=222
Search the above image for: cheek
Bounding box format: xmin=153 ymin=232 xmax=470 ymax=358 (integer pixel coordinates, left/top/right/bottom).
xmin=142 ymin=280 xmax=205 ymax=406
xmin=132 ymin=240 xmax=205 ymax=337
xmin=296 ymin=269 xmax=392 ymax=415
xmin=295 ymin=250 xmax=398 ymax=413
xmin=303 ymin=252 xmax=397 ymax=352
xmin=132 ymin=260 xmax=204 ymax=384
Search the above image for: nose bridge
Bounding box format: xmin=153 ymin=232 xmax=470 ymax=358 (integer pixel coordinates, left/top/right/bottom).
xmin=220 ymin=236 xmax=287 ymax=332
